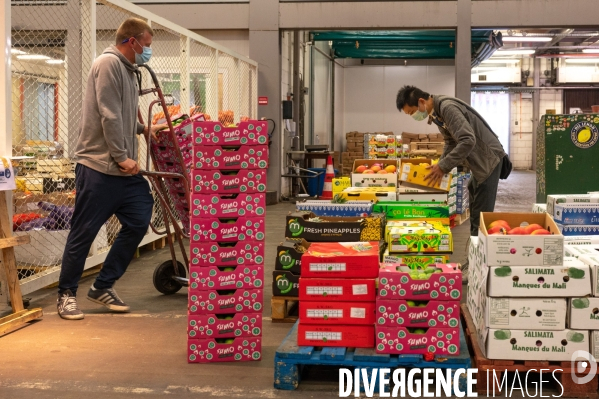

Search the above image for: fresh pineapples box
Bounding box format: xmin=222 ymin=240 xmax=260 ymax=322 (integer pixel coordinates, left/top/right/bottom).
xmin=569 ymin=297 xmax=599 ymax=329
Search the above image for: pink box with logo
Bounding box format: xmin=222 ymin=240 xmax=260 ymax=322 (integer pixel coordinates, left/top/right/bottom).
xmin=187 ymin=313 xmax=262 ymax=339
xmin=191 ymin=169 xmax=267 ymax=194
xmin=189 ymin=241 xmax=265 ymax=267
xmin=187 ymin=337 xmax=262 ymax=363
xmin=190 ymin=217 xmax=265 ymax=242
xmin=188 ymin=289 xmax=263 ymax=314
xmin=192 ymin=145 xmax=268 ymax=170
xmin=375 ymin=325 xmax=460 ymax=355
xmin=377 ymin=263 xmax=462 ymax=301
xmin=191 ymin=193 xmax=266 ymax=218
xmin=376 ymin=300 xmax=460 ymax=328
xmin=193 ymin=121 xmax=269 ymax=146
xmin=189 ymin=265 xmax=264 ymax=290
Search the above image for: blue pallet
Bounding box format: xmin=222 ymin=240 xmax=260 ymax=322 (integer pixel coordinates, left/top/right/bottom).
xmin=274 ymin=321 xmax=471 ymax=391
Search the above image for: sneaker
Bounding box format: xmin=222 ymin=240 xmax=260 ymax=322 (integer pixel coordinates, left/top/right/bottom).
xmin=461 ymin=261 xmax=469 ymax=285
xmin=87 ymin=286 xmax=130 ymax=312
xmin=57 ymin=290 xmax=84 ymax=320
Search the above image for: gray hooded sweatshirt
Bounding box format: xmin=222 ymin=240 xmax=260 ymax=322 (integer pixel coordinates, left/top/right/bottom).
xmin=75 ymin=45 xmax=145 ymax=176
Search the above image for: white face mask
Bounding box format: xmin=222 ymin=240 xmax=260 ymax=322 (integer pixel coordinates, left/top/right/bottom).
xmin=411 ymin=103 xmax=428 ymax=122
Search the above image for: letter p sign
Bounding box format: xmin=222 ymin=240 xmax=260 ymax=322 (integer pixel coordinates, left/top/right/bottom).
xmin=572 ymin=350 xmax=597 ymax=385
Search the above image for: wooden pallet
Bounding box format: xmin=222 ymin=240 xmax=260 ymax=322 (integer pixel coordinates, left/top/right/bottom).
xmin=274 ymin=321 xmax=471 ymax=391
xmin=461 ymin=304 xmax=599 ymax=398
xmin=271 ymin=296 xmax=299 ymax=323
xmin=451 ymin=209 xmax=470 ymax=228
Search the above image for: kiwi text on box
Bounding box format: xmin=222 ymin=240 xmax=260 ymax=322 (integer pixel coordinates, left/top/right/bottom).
xmin=187 ymin=337 xmax=261 ymax=363
xmin=187 ymin=313 xmax=262 ymax=339
xmin=193 ymin=121 xmax=269 ymax=146
xmin=189 ymin=241 xmax=265 ymax=267
xmin=375 ymin=326 xmax=460 ymax=355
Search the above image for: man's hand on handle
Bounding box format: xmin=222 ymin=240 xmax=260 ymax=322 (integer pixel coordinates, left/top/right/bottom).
xmin=424 ymin=163 xmax=445 ymax=187
xmin=143 ymin=123 xmax=168 ymax=141
xmin=118 ymin=158 xmax=140 ymax=175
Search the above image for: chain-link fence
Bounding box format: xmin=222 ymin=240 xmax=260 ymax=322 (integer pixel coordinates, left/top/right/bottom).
xmin=8 ymin=0 xmax=258 ymax=295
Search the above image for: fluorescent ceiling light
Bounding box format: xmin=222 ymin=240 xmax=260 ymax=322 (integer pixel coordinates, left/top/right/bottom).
xmin=45 ymin=59 xmax=64 ymax=64
xmin=10 ymin=49 xmax=26 ymax=55
xmin=582 ymin=49 xmax=599 ymax=54
xmin=481 ymin=59 xmax=520 ymax=64
xmin=17 ymin=54 xmax=50 ymax=60
xmin=495 ymin=49 xmax=536 ymax=55
xmin=502 ymin=37 xmax=552 ymax=42
xmin=565 ymin=58 xmax=599 ymax=64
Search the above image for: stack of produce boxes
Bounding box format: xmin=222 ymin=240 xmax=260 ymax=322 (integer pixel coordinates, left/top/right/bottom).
xmin=448 ymin=173 xmax=470 ymax=218
xmin=547 ymin=194 xmax=599 ymax=237
xmin=376 ymin=263 xmax=462 ymax=354
xmin=468 ymin=212 xmax=593 ymax=361
xmin=187 ymin=121 xmax=268 ymax=363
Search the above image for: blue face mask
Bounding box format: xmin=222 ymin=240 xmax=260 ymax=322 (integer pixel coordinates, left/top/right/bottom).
xmin=411 ymin=104 xmax=429 ymax=122
xmin=134 ymin=40 xmax=152 ymax=65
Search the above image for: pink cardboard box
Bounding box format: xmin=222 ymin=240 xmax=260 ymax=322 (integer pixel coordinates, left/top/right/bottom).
xmin=189 ymin=241 xmax=265 ymax=266
xmin=187 ymin=313 xmax=262 ymax=339
xmin=375 ymin=325 xmax=460 ymax=355
xmin=188 ymin=289 xmax=263 ymax=314
xmin=192 ymin=145 xmax=268 ymax=170
xmin=193 ymin=121 xmax=268 ymax=146
xmin=190 ymin=217 xmax=265 ymax=242
xmin=376 ymin=300 xmax=460 ymax=328
xmin=187 ymin=337 xmax=262 ymax=363
xmin=191 ymin=169 xmax=267 ymax=194
xmin=378 ymin=263 xmax=462 ymax=301
xmin=191 ymin=193 xmax=266 ymax=218
xmin=189 ymin=265 xmax=264 ymax=290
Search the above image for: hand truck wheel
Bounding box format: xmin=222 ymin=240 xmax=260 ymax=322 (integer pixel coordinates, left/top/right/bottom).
xmin=153 ymin=260 xmax=186 ymax=295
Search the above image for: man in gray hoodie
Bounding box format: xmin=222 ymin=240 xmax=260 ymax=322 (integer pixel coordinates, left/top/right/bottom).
xmin=57 ymin=18 xmax=165 ymax=320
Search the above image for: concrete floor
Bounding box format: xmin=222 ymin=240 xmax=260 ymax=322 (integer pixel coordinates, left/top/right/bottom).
xmin=0 ymin=171 xmax=536 ymax=399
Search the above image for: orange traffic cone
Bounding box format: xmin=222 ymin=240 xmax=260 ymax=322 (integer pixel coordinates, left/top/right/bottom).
xmin=320 ymin=155 xmax=335 ymax=200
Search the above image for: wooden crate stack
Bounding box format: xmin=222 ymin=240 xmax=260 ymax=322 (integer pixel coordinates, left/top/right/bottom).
xmin=402 ymin=132 xmax=444 ymax=157
xmin=341 ymin=132 xmax=366 ymax=176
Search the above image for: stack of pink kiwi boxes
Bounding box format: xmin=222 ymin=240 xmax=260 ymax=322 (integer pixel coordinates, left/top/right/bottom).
xmin=186 ymin=120 xmax=269 ymax=363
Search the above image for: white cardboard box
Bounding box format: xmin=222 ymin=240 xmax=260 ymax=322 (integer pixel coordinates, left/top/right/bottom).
xmin=479 ymin=212 xmax=564 ymax=267
xmin=485 ymin=298 xmax=567 ymax=330
xmin=569 ymin=297 xmax=599 ymax=329
xmin=532 ymin=203 xmax=547 ymax=213
xmin=592 ymin=331 xmax=599 ymax=359
xmin=565 ymin=245 xmax=599 ymax=259
xmin=579 ymin=254 xmax=599 ymax=296
xmin=396 ymin=191 xmax=448 ymax=203
xmin=564 ymin=236 xmax=599 ymax=246
xmin=547 ymin=194 xmax=599 ymax=219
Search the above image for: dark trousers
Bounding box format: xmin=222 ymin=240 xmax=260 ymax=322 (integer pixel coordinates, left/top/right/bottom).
xmin=59 ymin=164 xmax=153 ymax=295
xmin=469 ymin=161 xmax=502 ymax=237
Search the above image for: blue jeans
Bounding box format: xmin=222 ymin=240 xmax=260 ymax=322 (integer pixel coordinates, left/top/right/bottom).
xmin=58 ymin=164 xmax=154 ymax=295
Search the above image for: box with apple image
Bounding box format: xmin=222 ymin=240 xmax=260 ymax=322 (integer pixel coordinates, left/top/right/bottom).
xmin=556 ymin=223 xmax=599 ymax=236
xmin=299 ymin=278 xmax=376 ymax=302
xmin=387 ymin=223 xmax=453 ymax=253
xmin=272 ymin=270 xmax=300 ymax=297
xmin=284 ymin=211 xmax=385 ymax=242
xmin=295 ymin=200 xmax=374 ymax=217
xmin=190 ymin=217 xmax=265 ymax=242
xmin=190 ymin=241 xmax=265 ymax=267
xmin=478 ymin=212 xmax=564 ymax=267
xmin=378 ymin=264 xmax=462 ymax=301
xmin=350 ymin=159 xmax=399 ymax=187
xmin=547 ymin=194 xmax=599 ymax=220
xmin=188 ymin=289 xmax=263 ymax=315
xmin=373 ymin=202 xmax=450 ymax=221
xmin=297 ymin=324 xmax=374 ymax=347
xmin=187 ymin=313 xmax=262 ymax=339
xmin=274 ymin=239 xmax=310 ymax=274
xmin=191 ymin=169 xmax=267 ymax=194
xmin=300 ymin=241 xmax=380 ymax=278
xmin=192 ymin=145 xmax=268 ymax=170
xmin=486 ymin=258 xmax=591 ymax=297
xmin=340 ymin=187 xmax=397 ymax=202
xmin=191 ymin=193 xmax=266 ymax=218
xmin=568 ymin=297 xmax=599 ymax=329
xmin=193 ymin=120 xmax=269 ymax=146
xmin=399 ymin=159 xmax=456 ymax=192
xmin=376 ymin=300 xmax=460 ymax=328
xmin=300 ymin=301 xmax=376 ymax=325
xmin=382 ymin=250 xmax=449 ymax=270
xmin=187 ymin=337 xmax=261 ymax=363
xmin=375 ymin=326 xmax=460 ymax=355
xmin=189 ymin=265 xmax=264 ymax=291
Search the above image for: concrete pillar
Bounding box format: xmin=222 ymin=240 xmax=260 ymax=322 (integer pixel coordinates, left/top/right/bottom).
xmin=249 ymin=0 xmax=281 ymax=197
xmin=455 ymin=0 xmax=472 ymax=104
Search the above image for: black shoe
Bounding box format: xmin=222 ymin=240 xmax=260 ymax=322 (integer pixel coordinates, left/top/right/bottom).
xmin=87 ymin=286 xmax=130 ymax=312
xmin=57 ymin=290 xmax=84 ymax=320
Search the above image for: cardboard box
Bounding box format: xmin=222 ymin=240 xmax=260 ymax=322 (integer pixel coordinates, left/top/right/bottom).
xmin=556 ymin=224 xmax=599 ymax=236
xmin=479 ymin=212 xmax=564 ymax=267
xmin=190 ymin=217 xmax=265 ymax=242
xmin=592 ymin=331 xmax=599 ymax=360
xmin=378 ymin=264 xmax=462 ymax=300
xmin=376 ymin=300 xmax=460 ymax=328
xmin=191 ymin=193 xmax=266 ymax=218
xmin=37 ymin=158 xmax=71 ymax=174
xmin=385 ymin=220 xmax=448 ymax=241
xmin=387 ymin=224 xmax=453 ymax=253
xmin=564 ymin=236 xmax=599 ymax=245
xmin=351 ymin=159 xmax=399 ymax=187
xmin=487 ymin=258 xmax=591 ymax=297
xmin=187 ymin=313 xmax=262 ymax=339
xmin=274 ymin=239 xmax=310 ymax=274
xmin=579 ymin=254 xmax=599 ymax=296
xmin=373 ymin=202 xmax=450 ymax=221
xmin=189 ymin=265 xmax=264 ymax=290
xmin=482 ymin=329 xmax=589 ymax=361
xmin=190 ymin=241 xmax=265 ymax=267
xmin=396 ymin=192 xmax=448 ymax=203
xmin=285 ymin=211 xmax=385 ymax=242
xmin=193 ymin=121 xmax=269 ymax=146
xmin=188 ymin=338 xmax=261 ymax=363
xmin=341 ymin=187 xmax=397 ymax=202
xmin=568 ymin=297 xmax=599 ymax=329
xmin=397 ymin=182 xmax=442 ymax=194
xmin=481 ymin=298 xmax=567 ymax=330
xmin=191 ymin=169 xmax=267 ymax=194
xmin=272 ymin=270 xmax=300 ymax=297
xmin=297 ymin=324 xmax=374 ymax=348
xmin=333 ymin=177 xmax=351 ymax=194
xmin=375 ymin=326 xmax=460 ymax=355
xmin=300 ymin=301 xmax=376 ymax=325
xmin=192 ymin=145 xmax=268 ymax=170
xmin=301 ymin=242 xmax=380 ymax=278
xmin=188 ymin=289 xmax=263 ymax=314
xmin=564 ymin=245 xmax=599 ymax=259
xmin=547 ymin=194 xmax=599 ymax=219
xmin=299 ymin=278 xmax=376 ymax=302
xmin=532 ymin=203 xmax=547 ymax=213
xmin=382 ymin=250 xmax=449 ymax=269
xmin=553 ymin=203 xmax=599 ymax=225
xmin=296 ymin=200 xmax=374 ymax=217
xmin=399 ymin=160 xmax=455 ymax=191
xmin=364 ymin=133 xmax=397 ymax=159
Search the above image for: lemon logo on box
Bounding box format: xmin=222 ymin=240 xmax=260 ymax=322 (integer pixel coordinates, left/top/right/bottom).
xmin=571 ymin=121 xmax=598 ymax=149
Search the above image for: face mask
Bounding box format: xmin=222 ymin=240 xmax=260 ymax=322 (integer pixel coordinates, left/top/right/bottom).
xmin=134 ymin=40 xmax=152 ymax=65
xmin=411 ymin=104 xmax=429 ymax=122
